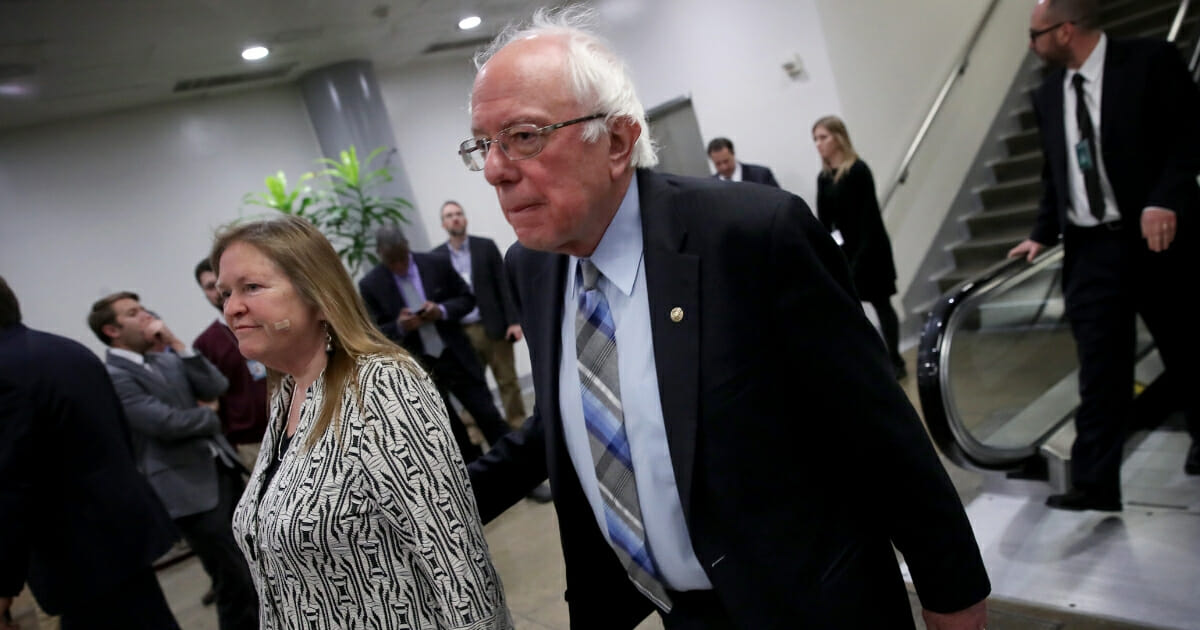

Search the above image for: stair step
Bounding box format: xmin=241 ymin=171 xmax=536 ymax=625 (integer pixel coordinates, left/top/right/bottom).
xmin=965 ymin=204 xmax=1039 ymax=236
xmin=989 ymin=150 xmax=1044 ymax=182
xmin=950 ymin=233 xmax=1028 ymax=268
xmin=1002 ymin=129 xmax=1041 ymax=155
xmin=1011 ymin=108 xmax=1038 ymax=131
xmin=1100 ymin=0 xmax=1180 ymax=25
xmin=978 ymin=176 xmax=1042 ymax=210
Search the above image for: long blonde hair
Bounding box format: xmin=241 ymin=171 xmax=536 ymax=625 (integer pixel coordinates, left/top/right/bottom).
xmin=813 ymin=115 xmax=859 ymax=183
xmin=210 ymin=215 xmax=416 ymax=448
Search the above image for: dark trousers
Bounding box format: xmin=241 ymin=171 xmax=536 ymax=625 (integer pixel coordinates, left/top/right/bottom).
xmin=59 ymin=566 xmax=179 ymax=630
xmin=424 ymin=352 xmax=512 ymax=462
xmin=866 ymin=296 xmax=904 ymax=369
xmin=175 ymin=463 xmax=258 ymax=630
xmin=660 ymin=590 xmax=737 ymax=630
xmin=1063 ymin=223 xmax=1200 ymax=497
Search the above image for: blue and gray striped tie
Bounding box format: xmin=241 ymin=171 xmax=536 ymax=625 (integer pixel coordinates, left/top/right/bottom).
xmin=575 ymin=259 xmax=672 ymax=612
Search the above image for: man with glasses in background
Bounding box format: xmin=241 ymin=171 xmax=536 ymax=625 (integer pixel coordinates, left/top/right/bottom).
xmin=459 ymin=7 xmax=990 ymax=629
xmin=1010 ymin=0 xmax=1200 ymax=510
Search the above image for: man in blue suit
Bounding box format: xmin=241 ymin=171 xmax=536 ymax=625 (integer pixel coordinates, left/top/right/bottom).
xmin=706 ymin=137 xmax=780 ymax=187
xmin=0 ymin=276 xmax=179 ymax=629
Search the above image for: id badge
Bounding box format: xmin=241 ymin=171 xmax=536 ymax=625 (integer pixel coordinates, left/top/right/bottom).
xmin=1075 ymin=138 xmax=1095 ymax=171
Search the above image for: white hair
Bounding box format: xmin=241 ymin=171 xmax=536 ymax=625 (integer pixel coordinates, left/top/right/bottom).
xmin=473 ymin=5 xmax=658 ymax=168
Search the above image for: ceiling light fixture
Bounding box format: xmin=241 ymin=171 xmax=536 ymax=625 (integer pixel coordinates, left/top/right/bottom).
xmin=458 ymin=16 xmax=482 ymax=30
xmin=241 ymin=46 xmax=270 ymax=61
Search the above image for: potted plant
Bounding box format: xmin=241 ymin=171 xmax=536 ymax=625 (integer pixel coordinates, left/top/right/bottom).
xmin=244 ymin=145 xmax=411 ymax=276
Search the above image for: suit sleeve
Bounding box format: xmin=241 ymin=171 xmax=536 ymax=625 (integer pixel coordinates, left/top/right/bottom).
xmin=765 ymin=201 xmax=990 ymax=613
xmin=109 ymin=368 xmax=222 ymax=441
xmin=0 ymin=379 xmax=33 ymax=597
xmin=180 ymin=353 xmax=228 ymax=401
xmin=466 ymin=247 xmax=549 ymax=522
xmin=1144 ymin=41 xmax=1200 ymax=214
xmin=359 ymin=275 xmax=406 ymax=343
xmin=431 ymin=257 xmax=477 ymax=322
xmin=487 ymin=240 xmax=520 ymax=326
xmin=762 ymin=167 xmax=780 ymax=189
xmin=1030 ymin=88 xmax=1064 ymax=246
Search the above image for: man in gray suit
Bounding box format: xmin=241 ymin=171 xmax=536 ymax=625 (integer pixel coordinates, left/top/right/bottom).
xmin=88 ymin=291 xmax=257 ymax=630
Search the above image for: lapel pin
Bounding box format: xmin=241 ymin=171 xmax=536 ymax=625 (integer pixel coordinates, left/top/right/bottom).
xmin=670 ymin=307 xmax=684 ymax=323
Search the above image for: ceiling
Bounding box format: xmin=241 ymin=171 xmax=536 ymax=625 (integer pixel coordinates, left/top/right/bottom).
xmin=0 ymin=0 xmax=564 ymax=131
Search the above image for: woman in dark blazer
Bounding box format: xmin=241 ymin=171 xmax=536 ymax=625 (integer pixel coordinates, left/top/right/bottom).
xmin=813 ymin=115 xmax=906 ymax=378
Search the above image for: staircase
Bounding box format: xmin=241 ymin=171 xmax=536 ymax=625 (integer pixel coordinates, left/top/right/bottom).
xmin=927 ymin=0 xmax=1200 ymax=295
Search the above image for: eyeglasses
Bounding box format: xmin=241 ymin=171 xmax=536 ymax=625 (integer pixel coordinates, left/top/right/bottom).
xmin=458 ymin=113 xmax=606 ymax=171
xmin=1029 ymin=21 xmax=1066 ymax=42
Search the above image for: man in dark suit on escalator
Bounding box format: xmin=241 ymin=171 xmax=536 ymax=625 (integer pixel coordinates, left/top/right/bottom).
xmin=1009 ymin=0 xmax=1200 ymax=511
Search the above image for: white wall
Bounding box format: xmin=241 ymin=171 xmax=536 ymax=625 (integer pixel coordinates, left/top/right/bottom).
xmin=0 ymin=86 xmax=321 ymax=355
xmin=814 ymin=0 xmax=1032 ymax=305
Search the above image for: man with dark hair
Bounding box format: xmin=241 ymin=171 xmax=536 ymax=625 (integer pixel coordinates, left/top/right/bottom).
xmin=432 ymin=200 xmax=528 ymax=428
xmin=90 ymin=291 xmax=258 ymax=630
xmin=462 ymin=9 xmax=988 ymax=629
xmin=1 ymin=276 xmax=181 ymax=629
xmin=193 ymin=258 xmax=269 ymax=469
xmin=1010 ymin=0 xmax=1200 ymax=509
xmin=358 ymin=227 xmax=517 ymax=461
xmin=706 ymin=136 xmax=780 ymax=187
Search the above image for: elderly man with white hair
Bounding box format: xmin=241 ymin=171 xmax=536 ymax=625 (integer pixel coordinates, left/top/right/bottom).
xmin=463 ymin=7 xmax=990 ymax=629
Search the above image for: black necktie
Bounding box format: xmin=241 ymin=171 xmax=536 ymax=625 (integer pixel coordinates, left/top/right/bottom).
xmin=1071 ymin=74 xmax=1106 ymax=222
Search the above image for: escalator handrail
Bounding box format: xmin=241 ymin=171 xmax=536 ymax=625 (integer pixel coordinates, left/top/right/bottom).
xmin=917 ymin=245 xmax=1068 ymax=470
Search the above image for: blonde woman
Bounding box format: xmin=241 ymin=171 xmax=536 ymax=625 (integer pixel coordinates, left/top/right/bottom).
xmin=213 ymin=215 xmax=510 ymax=629
xmin=813 ymin=115 xmax=906 ymax=379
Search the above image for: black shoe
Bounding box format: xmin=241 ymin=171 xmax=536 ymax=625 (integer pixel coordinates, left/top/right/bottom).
xmin=201 ymin=588 xmax=217 ymax=606
xmin=1045 ymin=489 xmax=1121 ymax=512
xmin=526 ymin=483 xmax=553 ymax=504
xmin=1186 ymin=443 xmax=1200 ymax=475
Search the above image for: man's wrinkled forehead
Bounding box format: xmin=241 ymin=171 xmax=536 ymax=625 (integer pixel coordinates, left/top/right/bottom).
xmin=471 ymin=37 xmax=574 ymax=128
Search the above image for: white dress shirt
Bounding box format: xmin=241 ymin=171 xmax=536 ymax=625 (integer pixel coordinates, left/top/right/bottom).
xmin=1062 ymin=34 xmax=1121 ymax=226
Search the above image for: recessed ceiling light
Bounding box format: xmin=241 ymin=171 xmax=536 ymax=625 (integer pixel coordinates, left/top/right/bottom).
xmin=458 ymin=16 xmax=482 ymax=30
xmin=0 ymin=82 xmax=33 ymax=97
xmin=241 ymin=46 xmax=269 ymax=61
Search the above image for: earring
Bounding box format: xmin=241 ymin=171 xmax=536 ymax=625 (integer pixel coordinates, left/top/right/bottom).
xmin=323 ymin=321 xmax=333 ymax=352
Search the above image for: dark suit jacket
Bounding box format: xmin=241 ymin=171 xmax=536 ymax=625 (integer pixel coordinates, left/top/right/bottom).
xmin=106 ymin=349 xmax=234 ymax=519
xmin=713 ymin=161 xmax=780 ymax=188
xmin=359 ymin=253 xmax=480 ymax=372
xmin=469 ymin=170 xmax=989 ymax=628
xmin=432 ymin=235 xmax=520 ymax=341
xmin=0 ymin=324 xmax=177 ymax=614
xmin=1030 ymin=37 xmax=1200 ymax=247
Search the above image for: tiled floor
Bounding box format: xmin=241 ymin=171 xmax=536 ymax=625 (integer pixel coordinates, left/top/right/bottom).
xmin=11 ymin=346 xmax=1184 ymax=629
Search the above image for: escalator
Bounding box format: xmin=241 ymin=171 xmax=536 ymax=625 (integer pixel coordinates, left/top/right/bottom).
xmin=912 ymin=250 xmax=1198 ymax=629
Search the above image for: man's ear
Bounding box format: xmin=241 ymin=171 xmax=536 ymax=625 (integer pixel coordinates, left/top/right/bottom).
xmin=101 ymin=323 xmax=120 ymax=342
xmin=607 ymin=117 xmax=641 ymax=178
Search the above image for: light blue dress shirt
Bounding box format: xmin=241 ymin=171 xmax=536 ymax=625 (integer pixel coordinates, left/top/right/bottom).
xmin=557 ymin=173 xmax=711 ymax=590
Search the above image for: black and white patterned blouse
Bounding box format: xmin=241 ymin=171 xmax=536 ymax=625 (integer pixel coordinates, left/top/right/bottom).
xmin=232 ymin=354 xmax=510 ymax=629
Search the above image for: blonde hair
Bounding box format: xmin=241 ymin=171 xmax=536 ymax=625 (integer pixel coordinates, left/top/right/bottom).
xmin=210 ymin=215 xmax=416 ymax=449
xmin=813 ymin=115 xmax=860 ymax=183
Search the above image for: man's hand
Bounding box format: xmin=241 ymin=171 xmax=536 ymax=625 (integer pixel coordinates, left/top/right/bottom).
xmin=505 ymin=324 xmax=523 ymax=342
xmin=922 ymin=599 xmax=987 ymax=630
xmin=417 ymin=301 xmax=443 ymax=322
xmin=1007 ymin=239 xmax=1043 ymax=262
xmin=0 ymin=596 xmax=19 ymax=630
xmin=398 ymin=308 xmax=423 ymax=332
xmin=146 ymin=318 xmax=186 ymax=353
xmin=197 ymin=399 xmax=219 ymax=412
xmin=1141 ymin=207 xmax=1177 ymax=252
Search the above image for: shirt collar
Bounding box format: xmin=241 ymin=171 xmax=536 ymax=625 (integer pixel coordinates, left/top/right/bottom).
xmin=1067 ymin=32 xmax=1107 ymax=86
xmin=109 ymin=347 xmax=145 ymax=366
xmin=573 ymin=171 xmax=642 ymax=298
xmin=393 ymin=253 xmax=418 ymax=280
xmin=448 ymin=237 xmax=469 ymax=253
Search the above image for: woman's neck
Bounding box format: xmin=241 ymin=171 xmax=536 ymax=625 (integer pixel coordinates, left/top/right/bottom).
xmin=283 ymin=342 xmax=329 ymax=391
xmin=827 ymin=152 xmax=846 ymax=170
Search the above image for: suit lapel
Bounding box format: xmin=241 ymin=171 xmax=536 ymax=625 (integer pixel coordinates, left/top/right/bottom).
xmin=638 ymin=171 xmax=701 ymax=521
xmin=528 ymin=251 xmax=568 ymax=463
xmin=1099 ymin=38 xmax=1127 ymax=150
